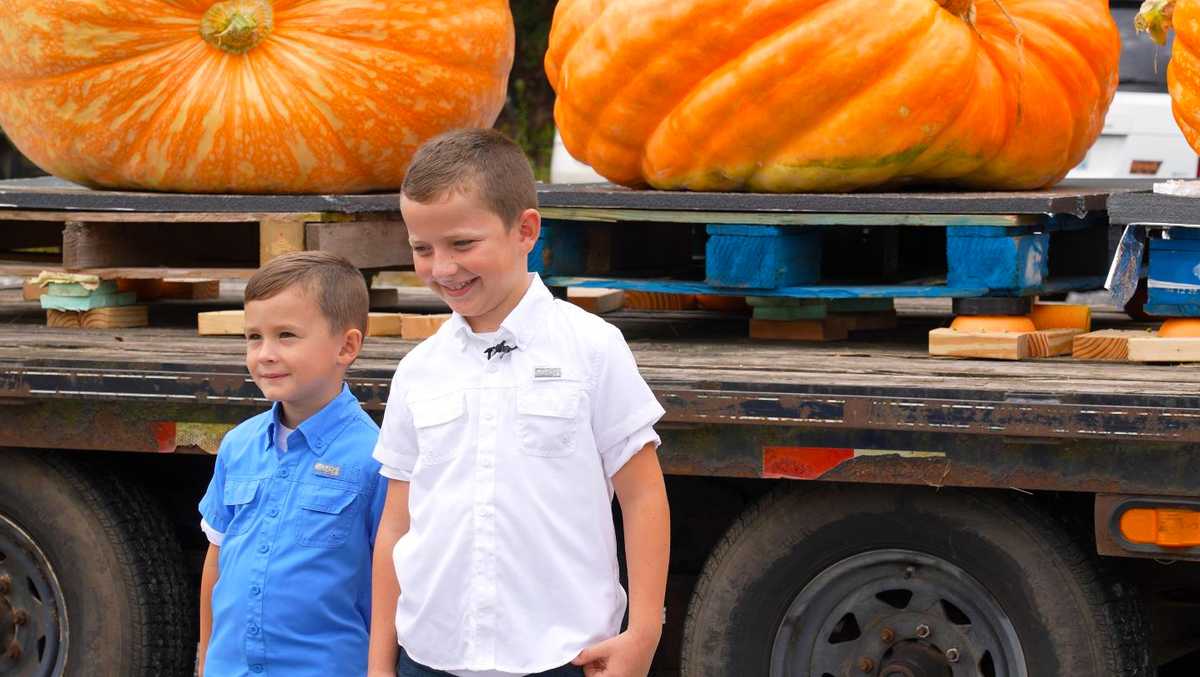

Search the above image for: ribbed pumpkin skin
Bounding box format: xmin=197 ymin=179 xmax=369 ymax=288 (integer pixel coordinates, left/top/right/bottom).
xmin=1161 ymin=1 xmax=1200 ymax=150
xmin=546 ymin=0 xmax=1119 ymax=192
xmin=0 ymin=1 xmax=514 ymax=193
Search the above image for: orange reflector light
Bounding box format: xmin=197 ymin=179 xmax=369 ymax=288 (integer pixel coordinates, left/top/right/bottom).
xmin=1119 ymin=508 xmax=1200 ymax=548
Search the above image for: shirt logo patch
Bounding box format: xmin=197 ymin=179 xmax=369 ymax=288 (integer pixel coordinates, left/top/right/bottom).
xmin=534 ymin=367 xmax=562 ymax=379
xmin=313 ymin=462 xmax=341 ymax=478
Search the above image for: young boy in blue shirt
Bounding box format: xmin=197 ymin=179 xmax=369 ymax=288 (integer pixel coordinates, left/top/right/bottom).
xmin=368 ymin=129 xmax=670 ymax=677
xmin=198 ymin=251 xmax=387 ymax=676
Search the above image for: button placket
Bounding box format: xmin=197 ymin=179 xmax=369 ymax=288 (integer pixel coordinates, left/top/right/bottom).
xmin=246 ymin=450 xmax=300 ymax=669
xmin=468 ymin=366 xmax=505 ymax=666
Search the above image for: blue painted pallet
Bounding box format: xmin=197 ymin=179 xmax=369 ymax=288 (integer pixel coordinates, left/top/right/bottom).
xmin=1147 ymin=227 xmax=1200 ymax=316
xmin=529 ymin=216 xmax=1108 ymax=301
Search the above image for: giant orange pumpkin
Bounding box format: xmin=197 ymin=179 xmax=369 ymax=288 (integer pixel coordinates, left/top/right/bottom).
xmin=0 ymin=1 xmax=514 ymax=193
xmin=546 ymin=0 xmax=1120 ymax=192
xmin=1137 ymin=0 xmax=1200 ymax=151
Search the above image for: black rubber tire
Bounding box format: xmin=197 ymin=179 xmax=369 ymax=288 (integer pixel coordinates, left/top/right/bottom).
xmin=0 ymin=450 xmax=194 ymax=676
xmin=680 ymin=484 xmax=1149 ymax=677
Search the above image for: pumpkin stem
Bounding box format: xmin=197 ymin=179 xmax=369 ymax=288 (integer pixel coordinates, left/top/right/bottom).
xmin=200 ymin=0 xmax=274 ymax=55
xmin=1135 ymin=0 xmax=1177 ymax=45
xmin=938 ymin=0 xmax=976 ymax=23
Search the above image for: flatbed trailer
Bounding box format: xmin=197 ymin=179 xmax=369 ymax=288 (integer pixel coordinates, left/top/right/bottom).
xmin=0 ymin=180 xmax=1196 ymax=677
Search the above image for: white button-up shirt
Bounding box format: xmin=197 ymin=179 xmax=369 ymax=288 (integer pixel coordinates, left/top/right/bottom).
xmin=373 ymin=274 xmax=664 ymax=675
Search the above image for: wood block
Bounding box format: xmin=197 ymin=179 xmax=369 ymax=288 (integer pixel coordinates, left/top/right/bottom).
xmin=306 ymin=220 xmax=412 ymax=269
xmin=1030 ymin=302 xmax=1091 ymax=332
xmin=1027 ymin=329 xmax=1082 ymax=358
xmin=750 ymin=317 xmax=849 ymax=341
xmin=929 ymin=327 xmax=1030 ymax=360
xmin=198 ymin=310 xmax=245 ymax=336
xmin=568 ymin=287 xmax=625 ymax=314
xmin=1127 ymin=336 xmax=1200 ymax=362
xmin=47 ymin=305 xmax=148 ymax=329
xmin=401 ymin=313 xmax=451 ymax=340
xmin=624 ymin=291 xmax=696 ymax=311
xmin=22 ymin=280 xmax=46 ymax=301
xmin=1072 ymin=330 xmax=1147 ymax=361
xmin=929 ymin=327 xmax=1079 ymax=360
xmin=694 ymin=294 xmax=749 ymax=313
xmin=367 ymin=312 xmax=404 ymax=337
xmin=63 ymin=220 xmax=257 ymax=269
xmin=260 ymin=216 xmax=307 ymax=264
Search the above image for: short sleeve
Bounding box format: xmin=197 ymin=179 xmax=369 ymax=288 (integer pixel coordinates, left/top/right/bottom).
xmin=601 ymin=425 xmax=662 ymax=479
xmin=200 ymin=518 xmax=225 ymax=547
xmin=591 ymin=326 xmax=665 ymax=477
xmin=198 ymin=442 xmax=233 ymax=534
xmin=373 ymin=369 xmax=419 ymax=481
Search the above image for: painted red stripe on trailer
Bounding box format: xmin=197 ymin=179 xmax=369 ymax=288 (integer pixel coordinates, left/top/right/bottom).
xmin=763 ymin=446 xmax=855 ymax=480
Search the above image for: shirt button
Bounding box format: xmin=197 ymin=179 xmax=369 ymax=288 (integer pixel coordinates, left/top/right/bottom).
xmin=268 ymin=508 xmax=279 ymax=518
xmin=480 ymin=457 xmax=493 ymax=468
xmin=258 ymin=544 xmax=269 ymax=554
xmin=315 ymin=438 xmax=324 ymax=448
xmin=251 ymin=585 xmax=261 ymax=595
xmin=484 ymin=411 xmax=494 ymax=421
xmin=251 ymin=665 xmax=264 ymax=673
xmin=278 ymin=468 xmax=289 ymax=478
xmin=248 ymin=625 xmax=260 ymax=635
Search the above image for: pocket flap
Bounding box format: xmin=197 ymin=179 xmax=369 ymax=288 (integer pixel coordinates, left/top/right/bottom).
xmin=409 ymin=392 xmax=465 ymax=428
xmin=518 ymin=385 xmax=581 ymax=419
xmin=223 ymin=478 xmax=260 ymax=506
xmin=296 ymin=484 xmax=358 ymax=514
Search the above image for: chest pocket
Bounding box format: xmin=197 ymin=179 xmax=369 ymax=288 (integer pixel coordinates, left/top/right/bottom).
xmin=295 ymin=482 xmax=361 ymax=548
xmin=517 ymin=382 xmax=582 ymax=458
xmin=222 ymin=478 xmax=262 ymax=537
xmin=409 ymin=392 xmax=466 ymax=466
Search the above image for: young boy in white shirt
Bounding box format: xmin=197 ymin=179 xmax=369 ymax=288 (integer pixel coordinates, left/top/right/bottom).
xmin=368 ymin=129 xmax=670 ymax=677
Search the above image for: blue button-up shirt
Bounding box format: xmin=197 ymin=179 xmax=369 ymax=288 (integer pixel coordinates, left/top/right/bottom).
xmin=199 ymin=385 xmax=385 ymax=676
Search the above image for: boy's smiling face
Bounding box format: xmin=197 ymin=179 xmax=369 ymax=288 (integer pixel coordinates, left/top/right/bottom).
xmin=244 ymin=284 xmax=359 ymax=427
xmin=403 ymin=188 xmax=540 ymax=333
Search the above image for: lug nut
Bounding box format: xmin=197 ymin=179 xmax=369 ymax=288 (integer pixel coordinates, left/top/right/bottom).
xmin=11 ymin=609 xmax=27 ymax=626
xmin=946 ymin=648 xmax=960 ymax=663
xmin=915 ymin=624 xmax=931 ymax=639
xmin=880 ymin=627 xmax=896 ymax=644
xmin=857 ymin=656 xmax=875 ymax=673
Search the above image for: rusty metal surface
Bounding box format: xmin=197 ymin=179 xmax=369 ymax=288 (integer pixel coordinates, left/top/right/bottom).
xmin=3 ymin=352 xmax=1200 ymax=496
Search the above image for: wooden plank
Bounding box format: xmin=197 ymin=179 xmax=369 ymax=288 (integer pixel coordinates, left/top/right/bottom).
xmin=0 ymin=264 xmax=257 ymax=280
xmin=117 ymin=278 xmax=220 ymax=300
xmin=1127 ymin=336 xmax=1200 ymax=362
xmin=539 ymin=207 xmax=1037 ymax=227
xmin=198 ymin=310 xmax=245 ymax=336
xmin=568 ymin=287 xmax=625 ymax=314
xmin=0 ymin=210 xmax=330 ymax=223
xmin=367 ymin=312 xmax=404 ymax=337
xmin=47 ymin=305 xmax=148 ymax=329
xmin=260 ymin=215 xmax=307 ymax=265
xmin=750 ymin=317 xmax=850 ymax=342
xmin=1072 ymin=330 xmax=1146 ymax=361
xmin=929 ymin=328 xmax=1030 ymax=360
xmin=401 ymin=313 xmax=450 ymax=340
xmin=306 ymin=220 xmax=412 ymax=269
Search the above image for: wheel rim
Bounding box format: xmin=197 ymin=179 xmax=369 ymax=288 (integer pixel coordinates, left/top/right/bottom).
xmin=0 ymin=513 xmax=68 ymax=677
xmin=770 ymin=549 xmax=1025 ymax=677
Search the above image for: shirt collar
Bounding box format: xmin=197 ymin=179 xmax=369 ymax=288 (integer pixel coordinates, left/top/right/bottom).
xmin=450 ymin=273 xmax=553 ymax=353
xmin=265 ymin=383 xmax=358 ymax=456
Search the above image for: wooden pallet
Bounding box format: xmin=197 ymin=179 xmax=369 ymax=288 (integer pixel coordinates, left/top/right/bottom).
xmin=0 ymin=208 xmax=413 ymax=279
xmin=533 ymin=212 xmax=1110 ymax=304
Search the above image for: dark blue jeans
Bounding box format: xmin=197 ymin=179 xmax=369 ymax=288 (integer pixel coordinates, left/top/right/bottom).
xmin=397 ymin=648 xmax=585 ymax=677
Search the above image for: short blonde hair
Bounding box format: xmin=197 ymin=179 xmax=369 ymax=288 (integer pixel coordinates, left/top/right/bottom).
xmin=244 ymin=251 xmax=368 ymax=335
xmin=402 ymin=128 xmax=537 ymax=227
